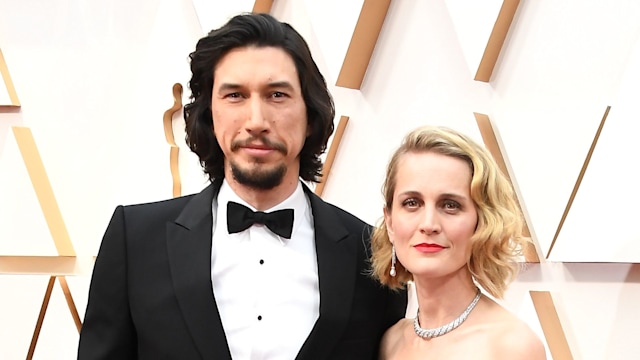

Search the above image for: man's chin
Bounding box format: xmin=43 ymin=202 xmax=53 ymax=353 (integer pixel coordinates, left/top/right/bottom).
xmin=230 ymin=163 xmax=286 ymax=190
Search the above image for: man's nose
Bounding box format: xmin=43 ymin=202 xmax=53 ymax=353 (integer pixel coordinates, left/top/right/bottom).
xmin=244 ymin=97 xmax=269 ymax=134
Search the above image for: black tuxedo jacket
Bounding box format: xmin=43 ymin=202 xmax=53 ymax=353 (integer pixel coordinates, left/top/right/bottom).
xmin=78 ymin=180 xmax=407 ymax=359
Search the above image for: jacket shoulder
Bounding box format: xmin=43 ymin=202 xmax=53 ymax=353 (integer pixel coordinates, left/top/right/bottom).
xmin=122 ymin=194 xmax=195 ymax=216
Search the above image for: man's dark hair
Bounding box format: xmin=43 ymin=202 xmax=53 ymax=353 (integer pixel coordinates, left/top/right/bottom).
xmin=184 ymin=13 xmax=335 ymax=183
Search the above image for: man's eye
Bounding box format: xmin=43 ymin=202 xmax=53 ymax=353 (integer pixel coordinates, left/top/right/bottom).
xmin=271 ymin=91 xmax=286 ymax=98
xmin=225 ymin=92 xmax=241 ymax=98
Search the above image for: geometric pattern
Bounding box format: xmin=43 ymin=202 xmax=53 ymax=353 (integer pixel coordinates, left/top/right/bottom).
xmin=546 ymin=106 xmax=610 ymax=259
xmin=474 ymin=112 xmax=540 ymax=262
xmin=315 ymin=116 xmax=349 ymax=196
xmin=4 ymin=0 xmax=640 ymax=358
xmin=0 ymin=127 xmax=82 ymax=359
xmin=335 ymin=0 xmax=392 ymax=89
xmin=530 ymin=291 xmax=574 ymax=360
xmin=0 ymin=48 xmax=20 ymax=107
xmin=473 ymin=0 xmax=520 ymax=82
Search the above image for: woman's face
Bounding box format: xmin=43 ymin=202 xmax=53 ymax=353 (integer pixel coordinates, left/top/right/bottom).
xmin=384 ymin=151 xmax=478 ymax=279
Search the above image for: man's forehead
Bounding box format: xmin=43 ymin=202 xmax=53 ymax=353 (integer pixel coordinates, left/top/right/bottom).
xmin=212 ymin=46 xmax=300 ymax=88
xmin=214 ymin=45 xmax=295 ymax=69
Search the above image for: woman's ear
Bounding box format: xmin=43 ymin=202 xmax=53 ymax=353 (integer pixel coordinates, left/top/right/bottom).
xmin=383 ymin=207 xmax=393 ymax=237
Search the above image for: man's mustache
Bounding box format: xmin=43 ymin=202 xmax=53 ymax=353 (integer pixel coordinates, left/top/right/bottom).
xmin=231 ymin=135 xmax=288 ymax=155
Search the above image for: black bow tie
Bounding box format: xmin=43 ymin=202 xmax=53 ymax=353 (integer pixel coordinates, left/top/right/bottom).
xmin=226 ymin=201 xmax=294 ymax=239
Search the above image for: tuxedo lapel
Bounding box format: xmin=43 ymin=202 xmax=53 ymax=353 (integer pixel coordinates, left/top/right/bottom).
xmin=296 ymin=186 xmax=357 ymax=360
xmin=166 ymin=180 xmax=232 ymax=360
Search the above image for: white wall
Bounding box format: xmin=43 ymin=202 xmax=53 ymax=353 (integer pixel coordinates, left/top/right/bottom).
xmin=1 ymin=0 xmax=640 ymax=358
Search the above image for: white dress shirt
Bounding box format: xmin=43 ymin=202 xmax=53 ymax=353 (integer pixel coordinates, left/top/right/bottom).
xmin=211 ymin=180 xmax=319 ymax=360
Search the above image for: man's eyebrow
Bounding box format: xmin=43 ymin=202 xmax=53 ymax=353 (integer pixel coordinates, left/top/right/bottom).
xmin=266 ymin=81 xmax=295 ymax=90
xmin=217 ymin=83 xmax=243 ymax=92
xmin=217 ymin=81 xmax=296 ymax=92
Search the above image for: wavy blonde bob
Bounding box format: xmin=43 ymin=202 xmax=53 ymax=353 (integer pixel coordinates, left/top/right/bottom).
xmin=370 ymin=125 xmax=529 ymax=298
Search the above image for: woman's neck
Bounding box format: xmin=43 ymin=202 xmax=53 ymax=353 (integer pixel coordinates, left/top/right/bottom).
xmin=412 ymin=268 xmax=479 ymax=328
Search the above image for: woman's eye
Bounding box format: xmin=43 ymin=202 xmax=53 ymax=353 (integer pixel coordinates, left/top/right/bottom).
xmin=443 ymin=200 xmax=461 ymax=211
xmin=402 ymin=199 xmax=419 ymax=208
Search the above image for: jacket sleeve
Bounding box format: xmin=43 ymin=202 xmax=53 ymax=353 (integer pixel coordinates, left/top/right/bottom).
xmin=78 ymin=206 xmax=136 ymax=359
xmin=384 ymin=286 xmax=408 ymax=330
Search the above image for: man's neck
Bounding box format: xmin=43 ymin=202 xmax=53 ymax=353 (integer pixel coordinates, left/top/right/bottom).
xmin=225 ymin=176 xmax=300 ymax=211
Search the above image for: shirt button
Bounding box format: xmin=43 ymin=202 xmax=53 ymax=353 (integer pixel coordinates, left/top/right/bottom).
xmin=257 ymin=315 xmax=263 ymax=321
xmin=259 ymin=259 xmax=264 ymax=265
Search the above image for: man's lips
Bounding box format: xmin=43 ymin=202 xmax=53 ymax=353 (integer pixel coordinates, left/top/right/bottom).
xmin=242 ymin=145 xmax=275 ymax=150
xmin=241 ymin=145 xmax=275 ymax=156
xmin=243 ymin=144 xmax=273 ymax=150
xmin=413 ymin=243 xmax=446 ymax=253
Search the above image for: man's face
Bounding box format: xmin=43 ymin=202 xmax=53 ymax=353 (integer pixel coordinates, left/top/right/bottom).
xmin=211 ymin=46 xmax=308 ymax=190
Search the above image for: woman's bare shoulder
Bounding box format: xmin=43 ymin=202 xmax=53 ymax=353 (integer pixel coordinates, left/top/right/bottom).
xmin=491 ymin=312 xmax=547 ymax=360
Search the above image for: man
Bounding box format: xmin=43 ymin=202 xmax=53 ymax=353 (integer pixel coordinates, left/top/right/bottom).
xmin=78 ymin=13 xmax=407 ymax=360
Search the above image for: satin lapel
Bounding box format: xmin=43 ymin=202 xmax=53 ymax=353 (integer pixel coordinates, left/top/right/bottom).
xmin=166 ymin=180 xmax=231 ymax=360
xmin=296 ymin=186 xmax=357 ymax=360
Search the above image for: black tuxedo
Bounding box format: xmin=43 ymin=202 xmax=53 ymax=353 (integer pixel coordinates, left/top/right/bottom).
xmin=78 ymin=180 xmax=407 ymax=359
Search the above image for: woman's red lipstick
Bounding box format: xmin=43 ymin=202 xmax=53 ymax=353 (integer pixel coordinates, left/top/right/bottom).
xmin=413 ymin=243 xmax=445 ymax=253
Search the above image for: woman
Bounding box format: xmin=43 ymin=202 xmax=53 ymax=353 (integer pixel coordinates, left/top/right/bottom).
xmin=371 ymin=125 xmax=546 ymax=359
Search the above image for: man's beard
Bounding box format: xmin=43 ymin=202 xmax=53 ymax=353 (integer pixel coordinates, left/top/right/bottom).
xmin=230 ymin=161 xmax=287 ymax=190
xmin=229 ymin=134 xmax=289 ymax=190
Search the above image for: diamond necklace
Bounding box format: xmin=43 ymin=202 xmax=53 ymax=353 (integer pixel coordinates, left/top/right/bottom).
xmin=413 ymin=287 xmax=481 ymax=339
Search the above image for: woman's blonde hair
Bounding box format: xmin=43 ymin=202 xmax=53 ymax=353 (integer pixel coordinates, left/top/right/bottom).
xmin=370 ymin=125 xmax=529 ymax=298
